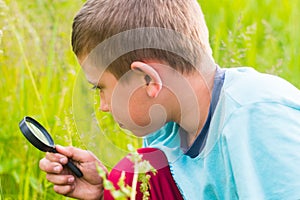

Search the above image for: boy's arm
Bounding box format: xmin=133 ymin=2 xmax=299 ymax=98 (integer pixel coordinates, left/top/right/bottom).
xmin=223 ymin=102 xmax=300 ymax=199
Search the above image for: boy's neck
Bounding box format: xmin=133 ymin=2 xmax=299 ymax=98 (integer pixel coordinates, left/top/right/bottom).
xmin=136 ymin=59 xmax=216 ymax=144
xmin=180 ymin=68 xmax=215 ymax=146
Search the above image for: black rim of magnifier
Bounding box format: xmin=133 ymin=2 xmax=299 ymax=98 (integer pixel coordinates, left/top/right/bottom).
xmin=19 ymin=116 xmax=83 ymax=178
xmin=19 ymin=116 xmax=56 ymax=152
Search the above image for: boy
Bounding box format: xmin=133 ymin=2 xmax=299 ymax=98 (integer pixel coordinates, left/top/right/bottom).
xmin=39 ymin=0 xmax=300 ymax=199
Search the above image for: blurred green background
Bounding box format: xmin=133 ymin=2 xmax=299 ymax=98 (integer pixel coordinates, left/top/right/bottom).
xmin=0 ymin=0 xmax=299 ymax=199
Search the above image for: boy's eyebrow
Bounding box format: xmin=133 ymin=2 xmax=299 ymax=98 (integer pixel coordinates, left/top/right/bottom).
xmin=87 ymin=80 xmax=104 ymax=89
xmin=87 ymin=80 xmax=98 ymax=86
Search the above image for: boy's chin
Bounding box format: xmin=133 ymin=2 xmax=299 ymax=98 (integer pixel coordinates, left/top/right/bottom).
xmin=117 ymin=120 xmax=165 ymax=137
xmin=129 ymin=126 xmax=163 ymax=138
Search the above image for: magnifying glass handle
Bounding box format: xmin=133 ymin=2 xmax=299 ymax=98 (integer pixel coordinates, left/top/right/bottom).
xmin=66 ymin=160 xmax=83 ymax=178
xmin=51 ymin=149 xmax=83 ymax=178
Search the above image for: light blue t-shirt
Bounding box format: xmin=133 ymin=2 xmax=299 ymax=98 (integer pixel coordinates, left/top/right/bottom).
xmin=143 ymin=67 xmax=300 ymax=200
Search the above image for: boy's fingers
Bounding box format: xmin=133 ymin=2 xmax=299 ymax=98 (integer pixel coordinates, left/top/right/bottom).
xmin=39 ymin=158 xmax=63 ymax=173
xmin=55 ymin=145 xmax=96 ymax=162
xmin=46 ymin=174 xmax=75 ymax=185
xmin=45 ymin=152 xmax=68 ymax=164
xmin=53 ymin=184 xmax=75 ymax=196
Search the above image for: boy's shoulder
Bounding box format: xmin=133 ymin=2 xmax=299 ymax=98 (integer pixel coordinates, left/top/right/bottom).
xmin=221 ymin=67 xmax=300 ymax=107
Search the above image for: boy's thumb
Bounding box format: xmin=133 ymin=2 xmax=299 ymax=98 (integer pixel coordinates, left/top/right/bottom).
xmin=55 ymin=145 xmax=94 ymax=162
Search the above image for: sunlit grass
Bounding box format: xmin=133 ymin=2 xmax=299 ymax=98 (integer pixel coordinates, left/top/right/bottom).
xmin=0 ymin=0 xmax=299 ymax=199
xmin=201 ymin=0 xmax=300 ymax=87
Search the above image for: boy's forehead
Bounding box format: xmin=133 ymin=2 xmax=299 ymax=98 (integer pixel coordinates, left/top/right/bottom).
xmin=86 ymin=69 xmax=115 ymax=87
xmin=82 ymin=65 xmax=102 ymax=85
xmin=78 ymin=55 xmax=104 ymax=85
xmin=83 ymin=64 xmax=117 ymax=87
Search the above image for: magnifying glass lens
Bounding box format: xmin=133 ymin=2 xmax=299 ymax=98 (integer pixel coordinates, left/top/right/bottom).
xmin=19 ymin=116 xmax=83 ymax=178
xmin=25 ymin=121 xmax=50 ymax=145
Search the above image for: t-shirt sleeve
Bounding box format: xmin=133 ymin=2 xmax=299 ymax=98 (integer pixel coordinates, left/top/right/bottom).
xmin=222 ymin=102 xmax=300 ymax=200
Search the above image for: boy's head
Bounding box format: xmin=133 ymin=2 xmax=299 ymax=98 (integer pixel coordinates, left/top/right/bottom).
xmin=72 ymin=0 xmax=214 ymax=78
xmin=71 ymin=0 xmax=214 ymax=136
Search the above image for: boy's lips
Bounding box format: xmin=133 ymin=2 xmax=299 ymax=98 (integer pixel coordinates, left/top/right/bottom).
xmin=118 ymin=122 xmax=125 ymax=128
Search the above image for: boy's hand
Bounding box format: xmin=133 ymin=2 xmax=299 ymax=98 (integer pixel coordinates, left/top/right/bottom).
xmin=39 ymin=145 xmax=106 ymax=200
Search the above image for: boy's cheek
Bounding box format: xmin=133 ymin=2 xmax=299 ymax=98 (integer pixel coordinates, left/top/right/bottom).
xmin=110 ymin=76 xmax=166 ymax=135
xmin=112 ymin=102 xmax=166 ymax=137
xmin=129 ymin=103 xmax=167 ymax=136
xmin=129 ymin=108 xmax=151 ymax=127
xmin=112 ymin=101 xmax=151 ymax=133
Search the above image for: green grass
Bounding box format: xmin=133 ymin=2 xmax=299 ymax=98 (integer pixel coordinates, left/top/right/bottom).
xmin=0 ymin=0 xmax=299 ymax=199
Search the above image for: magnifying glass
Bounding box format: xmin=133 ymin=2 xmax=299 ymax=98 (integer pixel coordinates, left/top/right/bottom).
xmin=19 ymin=116 xmax=83 ymax=178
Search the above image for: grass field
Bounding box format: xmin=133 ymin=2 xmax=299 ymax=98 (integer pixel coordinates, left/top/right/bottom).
xmin=0 ymin=0 xmax=299 ymax=199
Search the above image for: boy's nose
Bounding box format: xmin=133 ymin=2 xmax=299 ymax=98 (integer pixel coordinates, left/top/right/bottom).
xmin=100 ymin=101 xmax=110 ymax=112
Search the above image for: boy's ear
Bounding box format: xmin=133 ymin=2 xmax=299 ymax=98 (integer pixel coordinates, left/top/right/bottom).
xmin=131 ymin=61 xmax=162 ymax=98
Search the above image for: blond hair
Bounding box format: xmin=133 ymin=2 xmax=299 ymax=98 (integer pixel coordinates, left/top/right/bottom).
xmin=72 ymin=0 xmax=213 ymax=78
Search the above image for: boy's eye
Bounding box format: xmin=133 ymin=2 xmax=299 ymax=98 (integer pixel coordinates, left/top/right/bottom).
xmin=91 ymin=85 xmax=102 ymax=91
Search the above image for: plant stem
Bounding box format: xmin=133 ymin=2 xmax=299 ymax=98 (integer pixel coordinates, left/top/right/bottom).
xmin=130 ymin=171 xmax=138 ymax=200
